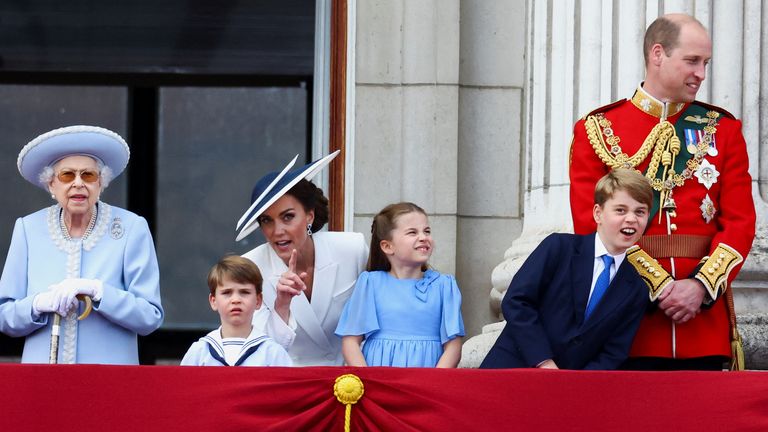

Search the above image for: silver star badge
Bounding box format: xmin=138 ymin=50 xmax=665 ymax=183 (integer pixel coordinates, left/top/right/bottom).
xmin=640 ymin=98 xmax=652 ymax=111
xmin=700 ymin=194 xmax=717 ymax=223
xmin=694 ymin=159 xmax=720 ymax=189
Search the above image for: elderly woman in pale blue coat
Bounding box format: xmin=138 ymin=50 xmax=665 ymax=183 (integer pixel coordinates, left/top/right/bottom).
xmin=0 ymin=126 xmax=163 ymax=364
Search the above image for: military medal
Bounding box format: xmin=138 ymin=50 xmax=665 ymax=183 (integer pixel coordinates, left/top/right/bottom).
xmin=707 ymin=138 xmax=718 ymax=156
xmin=700 ymin=194 xmax=717 ymax=223
xmin=694 ymin=159 xmax=720 ymax=189
xmin=684 ymin=129 xmax=698 ymax=154
xmin=684 ymin=128 xmax=718 ymax=156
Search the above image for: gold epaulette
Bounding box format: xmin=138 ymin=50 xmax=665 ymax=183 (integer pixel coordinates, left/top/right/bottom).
xmin=626 ymin=245 xmax=673 ymax=301
xmin=694 ymin=243 xmax=744 ymax=301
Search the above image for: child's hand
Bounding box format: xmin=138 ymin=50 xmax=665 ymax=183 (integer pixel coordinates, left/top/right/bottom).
xmin=537 ymin=359 xmax=559 ymax=369
xmin=274 ymin=250 xmax=308 ymax=322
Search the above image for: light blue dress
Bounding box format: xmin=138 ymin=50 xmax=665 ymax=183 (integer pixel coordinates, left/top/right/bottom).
xmin=335 ymin=270 xmax=465 ymax=367
xmin=0 ymin=202 xmax=164 ymax=364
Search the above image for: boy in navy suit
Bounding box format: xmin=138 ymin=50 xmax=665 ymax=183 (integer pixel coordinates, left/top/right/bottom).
xmin=481 ymin=169 xmax=652 ymax=370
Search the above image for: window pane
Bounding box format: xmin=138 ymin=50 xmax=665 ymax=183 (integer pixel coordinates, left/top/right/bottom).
xmin=157 ymin=86 xmax=308 ymax=328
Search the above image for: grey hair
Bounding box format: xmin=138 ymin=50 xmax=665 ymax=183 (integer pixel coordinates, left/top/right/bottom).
xmin=39 ymin=160 xmax=114 ymax=191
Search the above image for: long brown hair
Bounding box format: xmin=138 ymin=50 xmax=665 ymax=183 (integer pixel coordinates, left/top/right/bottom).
xmin=367 ymin=202 xmax=429 ymax=272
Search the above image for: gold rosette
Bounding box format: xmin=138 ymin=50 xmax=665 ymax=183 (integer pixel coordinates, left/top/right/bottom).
xmin=334 ymin=374 xmax=364 ymax=431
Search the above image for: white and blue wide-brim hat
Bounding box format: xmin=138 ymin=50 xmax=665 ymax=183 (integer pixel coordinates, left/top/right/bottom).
xmin=17 ymin=125 xmax=130 ymax=190
xmin=235 ymin=150 xmax=340 ymax=241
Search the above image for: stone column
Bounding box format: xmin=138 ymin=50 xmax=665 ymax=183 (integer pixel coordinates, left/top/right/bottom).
xmin=456 ymin=0 xmax=526 ymax=336
xmin=354 ymin=0 xmax=461 ymax=273
xmin=461 ymin=0 xmax=768 ymax=368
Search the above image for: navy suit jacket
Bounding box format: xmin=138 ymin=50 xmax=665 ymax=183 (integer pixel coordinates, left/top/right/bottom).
xmin=480 ymin=233 xmax=648 ymax=370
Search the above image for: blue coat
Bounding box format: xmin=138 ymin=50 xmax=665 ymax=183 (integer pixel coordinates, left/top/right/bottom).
xmin=0 ymin=202 xmax=164 ymax=364
xmin=481 ymin=233 xmax=648 ymax=370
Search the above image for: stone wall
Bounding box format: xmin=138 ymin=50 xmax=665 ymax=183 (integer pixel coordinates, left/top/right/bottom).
xmin=353 ymin=0 xmax=526 ymax=336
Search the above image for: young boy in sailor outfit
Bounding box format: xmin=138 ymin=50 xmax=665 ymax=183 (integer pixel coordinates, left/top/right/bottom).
xmin=181 ymin=255 xmax=292 ymax=367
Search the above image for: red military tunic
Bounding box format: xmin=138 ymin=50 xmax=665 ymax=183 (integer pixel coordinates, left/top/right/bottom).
xmin=569 ymin=85 xmax=756 ymax=359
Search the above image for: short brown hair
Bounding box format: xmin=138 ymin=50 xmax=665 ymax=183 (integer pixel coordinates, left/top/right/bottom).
xmin=643 ymin=15 xmax=705 ymax=65
xmin=368 ymin=202 xmax=429 ymax=272
xmin=207 ymin=255 xmax=263 ymax=296
xmin=594 ymin=169 xmax=653 ymax=210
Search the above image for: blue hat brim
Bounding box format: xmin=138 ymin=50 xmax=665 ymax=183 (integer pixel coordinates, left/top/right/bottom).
xmin=18 ymin=125 xmax=130 ymax=190
xmin=235 ymin=150 xmax=340 ymax=241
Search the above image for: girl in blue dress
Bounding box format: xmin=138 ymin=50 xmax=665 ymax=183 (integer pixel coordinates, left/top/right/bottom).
xmin=335 ymin=202 xmax=465 ymax=367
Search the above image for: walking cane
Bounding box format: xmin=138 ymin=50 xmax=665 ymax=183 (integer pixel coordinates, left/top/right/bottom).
xmin=49 ymin=295 xmax=93 ymax=364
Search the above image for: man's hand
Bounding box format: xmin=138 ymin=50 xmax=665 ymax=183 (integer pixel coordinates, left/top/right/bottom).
xmin=274 ymin=249 xmax=307 ymax=323
xmin=658 ymin=278 xmax=707 ymax=324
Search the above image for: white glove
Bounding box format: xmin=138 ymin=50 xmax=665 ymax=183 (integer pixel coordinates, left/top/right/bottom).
xmin=50 ymin=278 xmax=104 ymax=316
xmin=32 ymin=291 xmax=58 ymax=316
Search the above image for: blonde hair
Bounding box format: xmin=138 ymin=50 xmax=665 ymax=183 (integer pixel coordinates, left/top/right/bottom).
xmin=594 ymin=169 xmax=653 ymax=210
xmin=367 ymin=202 xmax=429 ymax=272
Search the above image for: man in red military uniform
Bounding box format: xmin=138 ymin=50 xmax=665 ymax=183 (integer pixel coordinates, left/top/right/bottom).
xmin=569 ymin=13 xmax=756 ymax=370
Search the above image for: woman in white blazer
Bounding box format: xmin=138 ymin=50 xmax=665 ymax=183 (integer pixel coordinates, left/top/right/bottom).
xmin=237 ymin=152 xmax=367 ymax=365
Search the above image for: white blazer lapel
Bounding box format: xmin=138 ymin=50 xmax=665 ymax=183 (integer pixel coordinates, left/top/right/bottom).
xmin=311 ymin=235 xmax=339 ymax=324
xmin=290 ymin=290 xmax=332 ymax=351
xmin=265 ymin=242 xmax=333 ymax=353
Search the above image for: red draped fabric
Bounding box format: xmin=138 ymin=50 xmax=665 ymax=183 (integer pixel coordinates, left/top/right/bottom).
xmin=2 ymin=365 xmax=767 ymax=431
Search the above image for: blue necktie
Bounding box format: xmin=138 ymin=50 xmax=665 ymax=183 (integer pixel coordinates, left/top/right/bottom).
xmin=585 ymin=254 xmax=614 ymax=319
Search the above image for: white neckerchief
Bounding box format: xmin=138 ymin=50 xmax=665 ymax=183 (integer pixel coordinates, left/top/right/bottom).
xmin=221 ymin=336 xmax=246 ymax=365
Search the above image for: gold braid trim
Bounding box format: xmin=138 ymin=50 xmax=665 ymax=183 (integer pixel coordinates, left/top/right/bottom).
xmin=694 ymin=243 xmax=744 ymax=301
xmin=626 ymin=245 xmax=673 ymax=301
xmin=585 ymin=114 xmax=661 ymax=169
xmin=584 ymin=112 xmax=720 ymax=200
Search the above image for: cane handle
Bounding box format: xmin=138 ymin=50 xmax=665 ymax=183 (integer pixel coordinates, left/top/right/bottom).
xmin=76 ymin=295 xmax=92 ymax=321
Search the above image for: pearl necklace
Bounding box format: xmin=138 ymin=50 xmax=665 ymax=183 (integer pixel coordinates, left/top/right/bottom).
xmin=60 ymin=204 xmax=98 ymax=241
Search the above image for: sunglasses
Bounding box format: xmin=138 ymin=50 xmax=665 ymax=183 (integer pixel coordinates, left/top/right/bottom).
xmin=56 ymin=169 xmax=100 ymax=184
